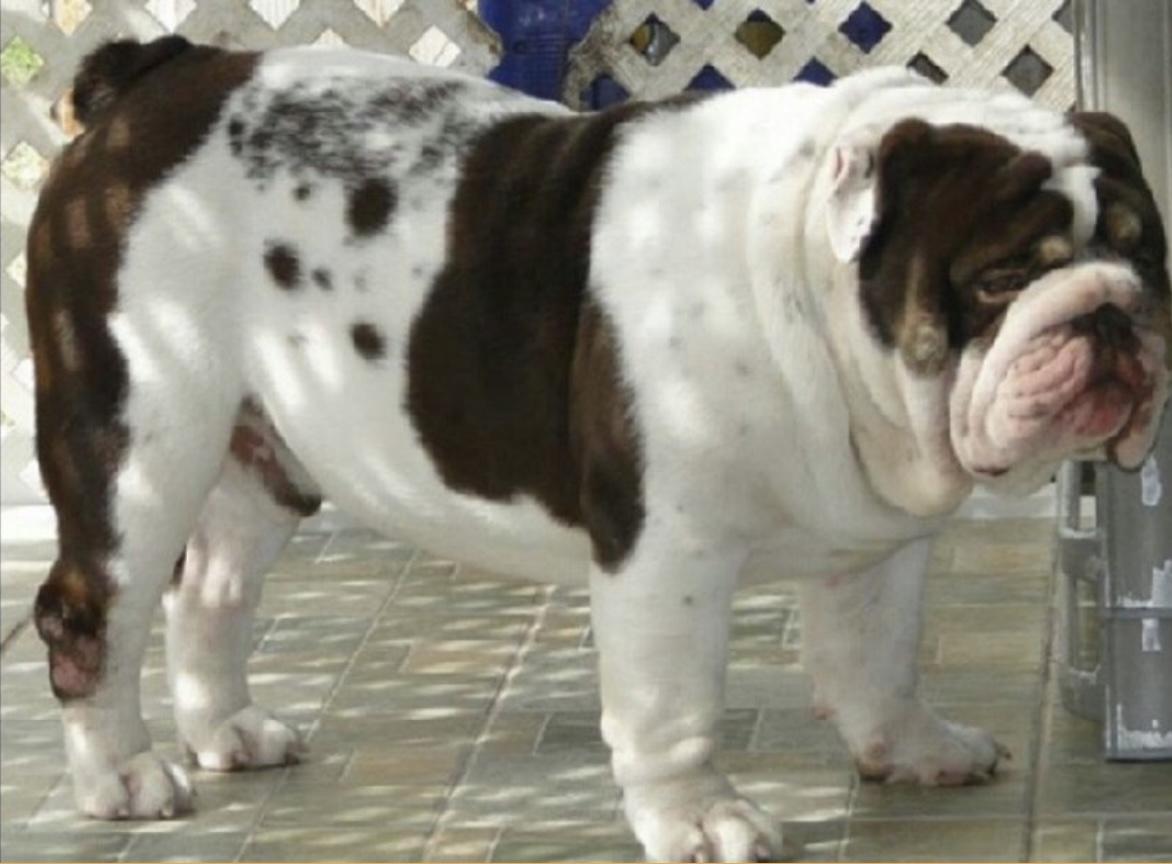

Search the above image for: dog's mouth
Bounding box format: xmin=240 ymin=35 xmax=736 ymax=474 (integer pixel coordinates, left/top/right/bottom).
xmin=999 ymin=309 xmax=1155 ymax=458
xmin=951 ymin=262 xmax=1169 ymax=481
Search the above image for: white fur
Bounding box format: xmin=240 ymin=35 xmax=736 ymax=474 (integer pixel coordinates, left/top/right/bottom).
xmin=52 ymin=52 xmax=1166 ymax=858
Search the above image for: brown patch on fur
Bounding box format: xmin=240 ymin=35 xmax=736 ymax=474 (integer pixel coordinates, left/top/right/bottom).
xmin=25 ymin=41 xmax=259 ymax=700
xmin=858 ymin=120 xmax=1073 ymax=372
xmin=406 ymin=104 xmax=679 ymax=570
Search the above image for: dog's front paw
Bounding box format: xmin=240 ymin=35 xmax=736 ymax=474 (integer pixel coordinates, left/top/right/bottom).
xmin=853 ymin=705 xmax=1009 ymax=786
xmin=73 ymin=750 xmax=194 ymax=819
xmin=625 ymin=774 xmax=785 ymax=862
xmin=182 ymin=705 xmax=305 ymax=771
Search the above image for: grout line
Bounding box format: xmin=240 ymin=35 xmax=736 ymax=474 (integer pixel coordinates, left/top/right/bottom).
xmin=0 ymin=614 xmax=32 ymax=655
xmin=421 ymin=582 xmax=555 ymax=860
xmin=1021 ymin=540 xmax=1060 ymax=863
xmin=234 ymin=530 xmax=420 ymax=858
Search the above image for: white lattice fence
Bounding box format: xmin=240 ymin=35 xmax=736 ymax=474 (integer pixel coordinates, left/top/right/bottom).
xmin=566 ymin=0 xmax=1074 ymax=109
xmin=0 ymin=0 xmax=500 ymax=504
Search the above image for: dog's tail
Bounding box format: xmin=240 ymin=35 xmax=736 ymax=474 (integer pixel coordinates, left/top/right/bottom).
xmin=60 ymin=35 xmax=193 ymax=130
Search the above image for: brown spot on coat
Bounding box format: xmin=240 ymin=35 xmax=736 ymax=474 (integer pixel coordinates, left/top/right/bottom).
xmin=350 ymin=321 xmax=386 ymax=361
xmin=347 ymin=178 xmax=396 ymax=237
xmin=264 ymin=241 xmax=301 ymax=289
xmin=405 ymin=103 xmax=679 ymax=570
xmin=25 ymin=41 xmax=259 ymax=701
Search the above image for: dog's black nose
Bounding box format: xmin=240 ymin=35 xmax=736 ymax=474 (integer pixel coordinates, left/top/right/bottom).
xmin=1073 ymin=304 xmax=1138 ymax=352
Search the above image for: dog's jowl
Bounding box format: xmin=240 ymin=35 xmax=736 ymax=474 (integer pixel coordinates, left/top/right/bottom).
xmin=26 ymin=36 xmax=1170 ymax=859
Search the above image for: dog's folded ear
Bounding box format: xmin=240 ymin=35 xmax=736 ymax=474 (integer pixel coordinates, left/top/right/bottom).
xmin=825 ymin=118 xmax=933 ymax=264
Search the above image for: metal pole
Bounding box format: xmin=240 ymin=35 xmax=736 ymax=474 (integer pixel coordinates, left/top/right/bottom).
xmin=1076 ymin=0 xmax=1172 ymax=761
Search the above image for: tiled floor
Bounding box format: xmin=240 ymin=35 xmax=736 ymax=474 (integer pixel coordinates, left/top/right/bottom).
xmin=1 ymin=517 xmax=1170 ymax=862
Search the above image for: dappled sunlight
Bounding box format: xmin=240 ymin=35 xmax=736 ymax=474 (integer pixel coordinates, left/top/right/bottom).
xmin=3 ymin=519 xmax=1132 ymax=860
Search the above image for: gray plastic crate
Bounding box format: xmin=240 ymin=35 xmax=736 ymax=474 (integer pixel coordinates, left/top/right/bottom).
xmin=1055 ymin=450 xmax=1172 ymax=760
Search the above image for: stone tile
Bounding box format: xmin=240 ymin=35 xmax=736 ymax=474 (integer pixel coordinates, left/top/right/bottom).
xmin=398 ymin=640 xmax=518 ymax=678
xmin=0 ymin=827 xmax=133 ymax=861
xmin=445 ymin=754 xmax=620 ymax=828
xmin=1044 ymin=707 xmax=1105 ymax=764
xmin=719 ymin=758 xmax=852 ymax=822
xmin=920 ymin=666 xmax=1040 ymax=706
xmin=490 ymin=821 xmax=641 ymax=862
xmin=537 ymin=708 xmax=758 ymax=755
xmin=424 ymin=826 xmax=500 ymax=862
xmin=784 ymin=818 xmax=846 ymax=861
xmin=242 ymin=824 xmax=428 ymax=862
xmin=121 ymin=830 xmax=249 ymax=861
xmin=313 ymin=710 xmax=488 ymax=750
xmin=850 ymin=773 xmax=1029 ymax=820
xmin=341 ymin=745 xmax=472 ymax=787
xmin=1037 ymin=759 xmax=1172 ymax=815
xmin=843 ymin=817 xmax=1026 ymax=861
xmin=1032 ymin=817 xmax=1172 ymax=862
xmin=259 ymin=783 xmax=446 ymax=827
xmin=476 ymin=712 xmax=548 ymax=757
xmin=936 ymin=626 xmax=1045 ymax=669
xmin=751 ymin=707 xmax=851 ymax=767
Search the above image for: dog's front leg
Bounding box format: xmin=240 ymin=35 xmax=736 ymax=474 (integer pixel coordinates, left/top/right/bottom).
xmin=801 ymin=538 xmax=1008 ymax=785
xmin=591 ymin=533 xmax=782 ymax=862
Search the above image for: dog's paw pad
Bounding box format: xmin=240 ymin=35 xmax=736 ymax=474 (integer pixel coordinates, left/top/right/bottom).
xmin=75 ymin=751 xmax=194 ymax=820
xmin=190 ymin=705 xmax=305 ymax=772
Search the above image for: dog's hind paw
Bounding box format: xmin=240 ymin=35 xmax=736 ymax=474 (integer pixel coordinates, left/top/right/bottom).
xmin=184 ymin=705 xmax=305 ymax=772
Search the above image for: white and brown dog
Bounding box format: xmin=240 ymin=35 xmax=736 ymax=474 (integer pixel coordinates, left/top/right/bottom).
xmin=26 ymin=37 xmax=1171 ymax=860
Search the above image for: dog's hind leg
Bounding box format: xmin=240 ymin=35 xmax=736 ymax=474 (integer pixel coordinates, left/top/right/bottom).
xmin=165 ymin=402 xmax=319 ymax=771
xmin=32 ymin=328 xmax=240 ymax=818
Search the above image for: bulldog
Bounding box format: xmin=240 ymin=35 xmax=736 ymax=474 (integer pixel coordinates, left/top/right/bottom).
xmin=25 ymin=36 xmax=1170 ymax=860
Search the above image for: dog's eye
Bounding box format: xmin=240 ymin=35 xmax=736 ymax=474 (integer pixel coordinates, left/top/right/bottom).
xmin=974 ymin=268 xmax=1028 ymax=301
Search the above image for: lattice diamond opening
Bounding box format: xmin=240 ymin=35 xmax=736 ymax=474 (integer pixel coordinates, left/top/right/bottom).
xmin=410 ymin=26 xmax=462 ymax=68
xmin=908 ymin=52 xmax=947 ymax=84
xmin=355 ymin=0 xmax=406 ymax=27
xmin=250 ymin=0 xmax=299 ymax=30
xmin=1 ymin=36 xmax=45 ymax=88
xmin=795 ymin=58 xmax=835 ymax=86
xmin=6 ymin=253 xmax=28 ymax=290
xmin=314 ymin=28 xmax=348 ymax=47
xmin=839 ymin=2 xmax=891 ymax=55
xmin=1053 ymin=0 xmax=1074 ymax=34
xmin=735 ymin=10 xmax=784 ymax=61
xmin=2 ymin=143 xmax=50 ymax=191
xmin=48 ymin=0 xmax=94 ymax=36
xmin=630 ymin=14 xmax=680 ymax=67
xmin=687 ymin=64 xmax=732 ymax=92
xmin=948 ymin=0 xmax=997 ymax=47
xmin=1004 ymin=46 xmax=1053 ymax=97
xmin=145 ymin=0 xmax=197 ymax=32
xmin=581 ymin=74 xmax=630 ymax=109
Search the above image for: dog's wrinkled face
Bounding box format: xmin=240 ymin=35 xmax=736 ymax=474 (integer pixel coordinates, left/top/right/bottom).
xmin=828 ymin=112 xmax=1170 ymax=501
